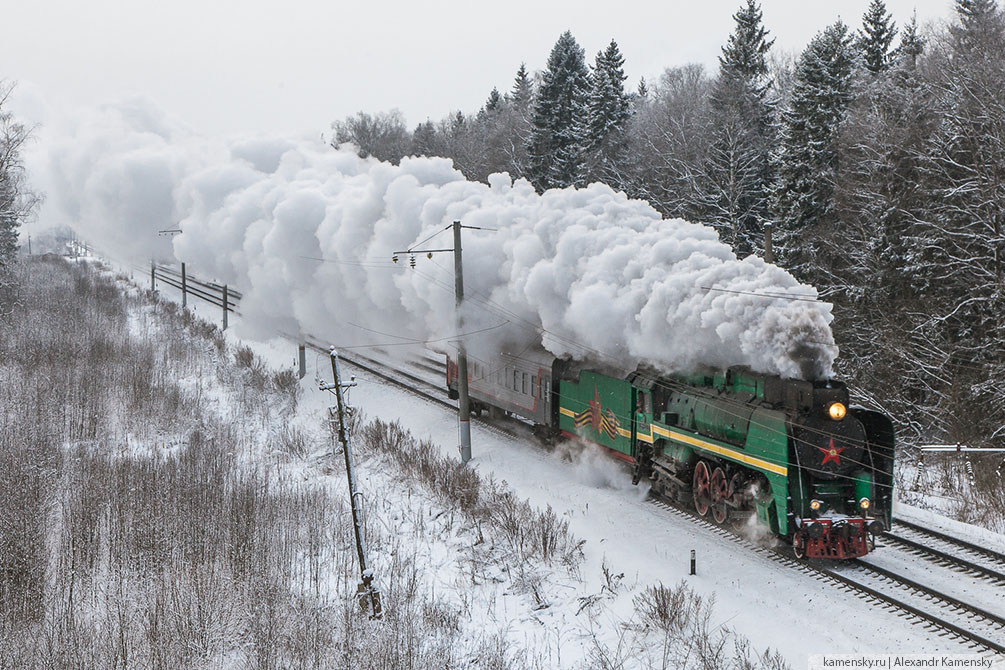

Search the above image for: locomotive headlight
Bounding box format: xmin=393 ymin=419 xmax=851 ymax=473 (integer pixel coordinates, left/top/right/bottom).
xmin=859 ymin=497 xmax=870 ymax=510
xmin=810 ymin=499 xmax=823 ymax=511
xmin=827 ymin=402 xmax=847 ymax=420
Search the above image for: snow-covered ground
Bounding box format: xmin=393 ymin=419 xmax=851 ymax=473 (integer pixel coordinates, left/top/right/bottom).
xmin=137 ymin=270 xmax=1004 ymax=668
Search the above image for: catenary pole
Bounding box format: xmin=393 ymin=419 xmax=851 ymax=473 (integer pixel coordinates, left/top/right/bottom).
xmin=393 ymin=219 xmax=493 ymax=464
xmin=453 ymin=220 xmax=472 ymax=464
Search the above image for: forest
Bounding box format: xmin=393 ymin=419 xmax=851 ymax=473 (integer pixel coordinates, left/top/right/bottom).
xmin=331 ymin=0 xmax=1005 ymax=452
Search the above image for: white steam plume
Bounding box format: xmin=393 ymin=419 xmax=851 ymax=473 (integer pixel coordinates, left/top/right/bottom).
xmin=35 ymin=98 xmax=837 ymax=380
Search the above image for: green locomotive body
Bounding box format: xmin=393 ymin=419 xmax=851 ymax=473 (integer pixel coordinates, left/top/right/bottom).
xmin=448 ymin=353 xmax=895 ymax=559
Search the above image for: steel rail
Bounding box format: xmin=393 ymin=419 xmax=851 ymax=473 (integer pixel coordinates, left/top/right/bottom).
xmin=644 ymin=497 xmax=1004 ymax=655
xmin=893 ymin=518 xmax=1005 ymax=566
xmin=881 ymin=532 xmax=1005 ymax=584
xmin=132 ymin=254 xmax=1005 ymax=654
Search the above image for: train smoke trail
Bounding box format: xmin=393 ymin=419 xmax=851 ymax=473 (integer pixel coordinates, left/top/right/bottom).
xmin=31 ymin=98 xmax=837 ymax=380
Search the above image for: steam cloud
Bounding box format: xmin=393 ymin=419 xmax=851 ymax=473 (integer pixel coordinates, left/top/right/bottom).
xmin=33 ymin=98 xmax=837 ymax=380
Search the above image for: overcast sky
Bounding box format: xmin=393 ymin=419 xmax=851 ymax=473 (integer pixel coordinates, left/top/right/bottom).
xmin=5 ymin=0 xmax=957 ymax=138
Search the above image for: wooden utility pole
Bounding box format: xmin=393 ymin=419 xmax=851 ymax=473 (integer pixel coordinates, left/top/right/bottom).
xmin=763 ymin=223 xmax=774 ymax=264
xmin=150 ymin=261 xmax=156 ymax=291
xmin=181 ymin=262 xmax=187 ymax=308
xmin=320 ymin=348 xmax=383 ymax=619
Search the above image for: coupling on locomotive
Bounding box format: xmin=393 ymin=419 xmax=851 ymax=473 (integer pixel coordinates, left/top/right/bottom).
xmin=447 ymin=349 xmax=894 ymax=559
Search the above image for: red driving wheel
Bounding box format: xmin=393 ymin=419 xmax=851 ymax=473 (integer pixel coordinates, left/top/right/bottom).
xmin=710 ymin=467 xmax=729 ymax=524
xmin=692 ymin=461 xmax=711 ymax=517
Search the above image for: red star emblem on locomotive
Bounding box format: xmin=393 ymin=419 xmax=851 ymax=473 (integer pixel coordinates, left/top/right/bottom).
xmin=818 ymin=438 xmax=844 ymax=466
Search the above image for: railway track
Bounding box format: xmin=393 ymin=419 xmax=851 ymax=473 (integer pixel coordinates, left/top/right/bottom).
xmin=833 ymin=558 xmax=1005 ymax=652
xmin=887 ymin=518 xmax=1005 ymax=583
xmin=644 ymin=497 xmax=1005 ymax=655
xmin=299 ymin=337 xmax=526 ymax=445
xmin=303 ymin=336 xmax=448 ymax=409
xmin=135 ymin=262 xmax=1005 ymax=656
xmin=307 ymin=342 xmax=1005 ymax=653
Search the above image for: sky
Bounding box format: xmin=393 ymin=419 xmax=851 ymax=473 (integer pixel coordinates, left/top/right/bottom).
xmin=4 ymin=0 xmax=958 ymax=138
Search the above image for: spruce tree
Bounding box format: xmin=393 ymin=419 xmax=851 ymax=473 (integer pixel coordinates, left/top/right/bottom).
xmin=584 ymin=40 xmax=632 ymax=186
xmin=527 ymin=31 xmax=590 ymax=191
xmin=952 ymin=0 xmax=1003 ymax=53
xmin=896 ymin=11 xmax=925 ymax=67
xmin=770 ymin=21 xmax=856 ymax=282
xmin=860 ymin=0 xmax=897 ymax=73
xmin=719 ymin=0 xmax=774 ymax=85
xmin=828 ymin=45 xmax=933 ymax=436
xmin=956 ymin=0 xmax=999 ymax=22
xmin=511 ymin=63 xmax=533 ymax=112
xmin=411 ymin=120 xmax=438 ymax=156
xmin=691 ymin=0 xmax=775 ymax=255
xmin=485 ymin=88 xmax=503 ymax=113
xmin=586 ymin=40 xmax=631 ymax=149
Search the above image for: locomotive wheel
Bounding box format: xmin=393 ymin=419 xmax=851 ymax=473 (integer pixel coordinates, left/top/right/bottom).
xmin=692 ymin=461 xmax=711 ymax=517
xmin=710 ymin=467 xmax=729 ymax=524
xmin=728 ymin=472 xmax=748 ymax=530
xmin=793 ymin=536 xmax=807 ymax=560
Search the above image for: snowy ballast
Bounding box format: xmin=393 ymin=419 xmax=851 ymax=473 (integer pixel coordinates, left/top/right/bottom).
xmin=45 ymin=102 xmax=837 ymax=380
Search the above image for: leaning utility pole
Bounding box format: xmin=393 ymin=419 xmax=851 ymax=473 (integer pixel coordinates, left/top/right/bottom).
xmin=320 ymin=348 xmax=382 ymax=619
xmin=393 ymin=219 xmax=493 ymax=464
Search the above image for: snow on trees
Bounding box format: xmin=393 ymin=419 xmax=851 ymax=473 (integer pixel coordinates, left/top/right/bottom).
xmin=896 ymin=12 xmax=926 ymax=67
xmin=528 ymin=31 xmax=591 ymax=191
xmin=510 ymin=63 xmax=533 ymax=114
xmin=859 ymin=0 xmax=898 ymax=73
xmin=770 ymin=20 xmax=856 ymax=285
xmin=331 ymin=110 xmax=411 ymax=164
xmin=691 ymin=0 xmax=776 ymax=257
xmin=0 ymin=82 xmax=40 ymax=275
xmin=906 ymin=0 xmax=1005 ymax=445
xmin=582 ymin=40 xmax=627 ymax=159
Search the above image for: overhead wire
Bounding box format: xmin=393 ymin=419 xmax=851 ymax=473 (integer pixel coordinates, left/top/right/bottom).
xmin=140 ymin=249 xmax=899 ymax=488
xmin=152 ymin=245 xmax=906 ymax=478
xmin=406 ymin=256 xmax=899 ymax=480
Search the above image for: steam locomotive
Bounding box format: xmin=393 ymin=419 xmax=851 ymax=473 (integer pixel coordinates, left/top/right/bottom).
xmin=447 ymin=350 xmax=894 ymax=559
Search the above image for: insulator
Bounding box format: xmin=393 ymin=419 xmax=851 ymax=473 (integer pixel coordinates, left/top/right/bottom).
xmin=409 ymin=254 xmax=416 ymax=268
